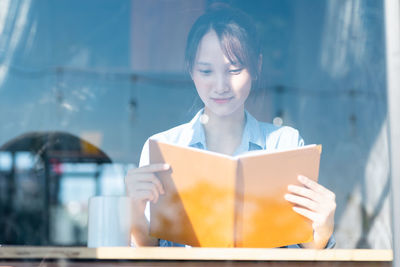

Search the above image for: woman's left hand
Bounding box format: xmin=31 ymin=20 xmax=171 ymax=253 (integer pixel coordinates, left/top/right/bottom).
xmin=284 ymin=175 xmax=336 ymax=249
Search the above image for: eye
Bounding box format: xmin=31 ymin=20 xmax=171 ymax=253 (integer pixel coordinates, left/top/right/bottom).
xmin=229 ymin=68 xmax=243 ymax=75
xmin=199 ymin=69 xmax=212 ymax=76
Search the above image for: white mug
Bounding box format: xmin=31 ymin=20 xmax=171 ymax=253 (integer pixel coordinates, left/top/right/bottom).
xmin=87 ymin=196 xmax=134 ymax=247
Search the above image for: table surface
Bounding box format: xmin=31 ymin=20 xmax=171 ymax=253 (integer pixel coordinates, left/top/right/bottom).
xmin=0 ymin=246 xmax=393 ymax=260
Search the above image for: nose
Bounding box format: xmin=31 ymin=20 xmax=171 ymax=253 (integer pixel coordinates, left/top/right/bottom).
xmin=214 ymin=73 xmax=230 ymax=94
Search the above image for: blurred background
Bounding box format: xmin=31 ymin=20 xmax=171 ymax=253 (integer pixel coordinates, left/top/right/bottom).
xmin=0 ymin=0 xmax=390 ymax=248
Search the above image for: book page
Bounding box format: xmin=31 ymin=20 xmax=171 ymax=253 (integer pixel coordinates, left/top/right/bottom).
xmin=149 ymin=139 xmax=237 ymax=247
xmin=236 ymin=145 xmax=321 ymax=248
xmin=236 ymin=144 xmax=317 ymax=159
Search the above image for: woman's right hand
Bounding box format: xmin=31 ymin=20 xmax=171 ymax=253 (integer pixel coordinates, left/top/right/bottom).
xmin=125 ymin=163 xmax=169 ymax=215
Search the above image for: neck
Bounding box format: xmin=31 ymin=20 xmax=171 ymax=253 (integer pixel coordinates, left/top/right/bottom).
xmin=202 ymin=106 xmax=246 ymax=155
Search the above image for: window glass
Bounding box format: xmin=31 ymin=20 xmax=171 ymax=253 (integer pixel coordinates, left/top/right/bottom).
xmin=0 ymin=0 xmax=391 ymax=249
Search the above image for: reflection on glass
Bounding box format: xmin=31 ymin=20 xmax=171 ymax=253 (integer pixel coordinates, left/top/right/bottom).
xmin=0 ymin=152 xmax=12 ymax=171
xmin=0 ymin=0 xmax=391 ymax=250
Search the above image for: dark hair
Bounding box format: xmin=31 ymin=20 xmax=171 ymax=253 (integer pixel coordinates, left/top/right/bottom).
xmin=185 ymin=6 xmax=261 ymax=81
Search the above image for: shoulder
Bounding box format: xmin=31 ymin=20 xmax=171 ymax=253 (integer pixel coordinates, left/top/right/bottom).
xmin=147 ymin=122 xmax=191 ymax=144
xmin=245 ymin=111 xmax=303 ymax=150
xmin=258 ymin=121 xmax=304 ymax=149
xmin=138 ymin=122 xmax=191 ymax=167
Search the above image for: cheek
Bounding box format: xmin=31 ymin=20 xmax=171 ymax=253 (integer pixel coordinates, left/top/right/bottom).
xmin=231 ymin=72 xmax=252 ymax=96
xmin=193 ymin=74 xmax=212 ymax=96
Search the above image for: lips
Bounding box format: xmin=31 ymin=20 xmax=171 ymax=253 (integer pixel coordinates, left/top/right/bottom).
xmin=211 ymin=97 xmax=233 ymax=104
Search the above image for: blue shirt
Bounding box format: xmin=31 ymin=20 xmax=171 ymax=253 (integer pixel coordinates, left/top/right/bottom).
xmin=139 ymin=109 xmax=335 ymax=248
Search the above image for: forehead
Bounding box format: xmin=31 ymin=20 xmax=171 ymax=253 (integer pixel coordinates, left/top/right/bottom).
xmin=195 ymin=30 xmax=230 ymax=64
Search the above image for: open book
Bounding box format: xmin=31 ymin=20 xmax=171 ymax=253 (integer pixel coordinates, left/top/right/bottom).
xmin=149 ymin=139 xmax=322 ymax=248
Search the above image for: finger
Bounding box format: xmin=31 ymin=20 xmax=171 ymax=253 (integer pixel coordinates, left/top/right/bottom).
xmin=135 ymin=183 xmax=160 ymax=203
xmin=287 ymin=184 xmax=319 ymax=201
xmin=137 ymin=190 xmax=154 ymax=202
xmin=284 ymin=193 xmax=319 ymax=212
xmin=292 ymin=206 xmax=319 ymax=222
xmin=131 ymin=163 xmax=170 ymax=174
xmin=298 ymin=175 xmax=333 ymax=197
xmin=135 ymin=173 xmax=165 ymax=195
xmin=128 ymin=189 xmax=154 ymax=202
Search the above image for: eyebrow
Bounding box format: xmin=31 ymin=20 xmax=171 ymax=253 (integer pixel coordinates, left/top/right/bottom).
xmin=196 ymin=62 xmax=211 ymax=66
xmin=196 ymin=62 xmax=241 ymax=67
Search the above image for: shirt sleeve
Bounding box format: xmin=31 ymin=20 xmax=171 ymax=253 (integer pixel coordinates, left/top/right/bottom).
xmin=324 ymin=235 xmax=336 ymax=248
xmin=159 ymin=239 xmax=185 ymax=247
xmin=298 ymin=133 xmax=305 ymax=147
xmin=139 ymin=138 xmax=150 ymax=167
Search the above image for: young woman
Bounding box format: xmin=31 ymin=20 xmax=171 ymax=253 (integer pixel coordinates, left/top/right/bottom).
xmin=125 ymin=6 xmax=336 ymax=249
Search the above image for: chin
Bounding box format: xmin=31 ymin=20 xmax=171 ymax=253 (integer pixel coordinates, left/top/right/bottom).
xmin=206 ymin=102 xmax=244 ymax=118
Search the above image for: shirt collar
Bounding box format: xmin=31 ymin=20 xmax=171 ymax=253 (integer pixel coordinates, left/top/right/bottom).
xmin=177 ymin=109 xmax=206 ymax=149
xmin=188 ymin=109 xmax=207 ymax=148
xmin=233 ymin=110 xmax=265 ymax=155
xmin=243 ymin=110 xmax=266 ymax=149
xmin=180 ymin=108 xmax=265 ymax=153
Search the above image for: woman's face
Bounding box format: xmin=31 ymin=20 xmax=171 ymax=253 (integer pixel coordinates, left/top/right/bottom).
xmin=191 ymin=30 xmax=252 ymax=117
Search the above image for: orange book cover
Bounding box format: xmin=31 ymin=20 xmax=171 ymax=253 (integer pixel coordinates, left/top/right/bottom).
xmin=149 ymin=139 xmax=321 ymax=248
